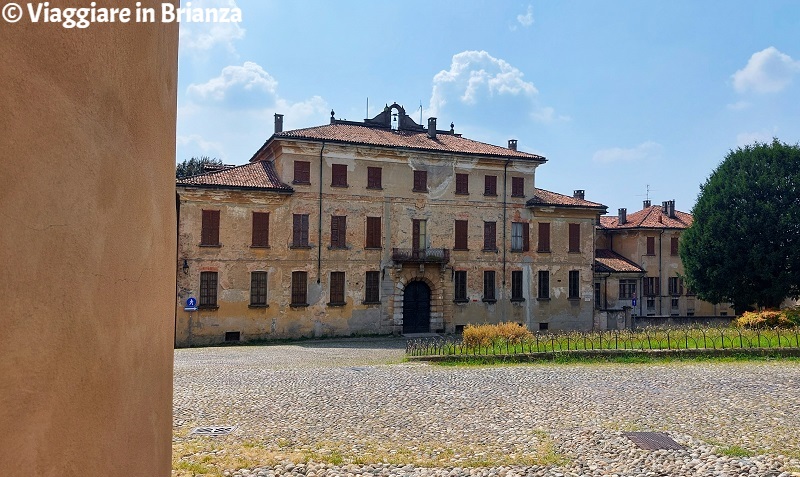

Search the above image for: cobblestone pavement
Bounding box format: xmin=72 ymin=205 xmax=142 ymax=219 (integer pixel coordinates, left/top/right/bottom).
xmin=174 ymin=338 xmax=800 ymax=477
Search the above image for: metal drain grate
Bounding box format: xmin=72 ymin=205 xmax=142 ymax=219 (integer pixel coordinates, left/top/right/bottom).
xmin=190 ymin=426 xmax=237 ymax=437
xmin=624 ymin=432 xmax=684 ymax=450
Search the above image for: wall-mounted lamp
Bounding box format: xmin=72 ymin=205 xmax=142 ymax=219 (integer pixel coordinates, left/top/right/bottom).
xmin=182 ymin=259 xmax=189 ymax=274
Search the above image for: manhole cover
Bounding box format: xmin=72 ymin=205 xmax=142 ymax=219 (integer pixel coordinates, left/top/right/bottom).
xmin=624 ymin=432 xmax=684 ymax=450
xmin=190 ymin=426 xmax=237 ymax=436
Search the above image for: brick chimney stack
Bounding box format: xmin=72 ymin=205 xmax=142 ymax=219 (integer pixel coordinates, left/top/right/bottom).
xmin=573 ymin=190 xmax=585 ymax=200
xmin=508 ymin=139 xmax=518 ymax=151
xmin=427 ymin=117 xmax=437 ymax=139
xmin=274 ymin=113 xmax=284 ymax=134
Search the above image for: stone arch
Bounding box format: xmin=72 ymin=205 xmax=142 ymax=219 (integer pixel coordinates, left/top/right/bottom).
xmin=391 ymin=270 xmax=447 ymax=334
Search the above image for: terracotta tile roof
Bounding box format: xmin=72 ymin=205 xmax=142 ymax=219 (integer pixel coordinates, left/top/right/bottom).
xmin=595 ymin=249 xmax=645 ymax=273
xmin=271 ymin=123 xmax=546 ymax=161
xmin=526 ymin=188 xmax=607 ymax=210
xmin=600 ymin=206 xmax=692 ymax=229
xmin=177 ymin=161 xmax=292 ymax=192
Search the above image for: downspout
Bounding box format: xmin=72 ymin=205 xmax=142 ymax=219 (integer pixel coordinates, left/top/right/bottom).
xmin=502 ymin=159 xmax=510 ymax=294
xmin=317 ymin=142 xmax=326 ymax=283
xmin=658 ymin=229 xmax=664 ymax=315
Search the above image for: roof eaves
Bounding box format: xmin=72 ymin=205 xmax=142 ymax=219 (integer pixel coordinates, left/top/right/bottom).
xmin=176 ymin=183 xmax=294 ymax=194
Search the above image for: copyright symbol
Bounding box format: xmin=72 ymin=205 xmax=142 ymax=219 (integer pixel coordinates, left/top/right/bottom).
xmin=3 ymin=3 xmax=23 ymax=23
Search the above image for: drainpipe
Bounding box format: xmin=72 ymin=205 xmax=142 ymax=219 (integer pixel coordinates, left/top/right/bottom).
xmin=658 ymin=229 xmax=664 ymax=315
xmin=317 ymin=142 xmax=326 ymax=283
xmin=502 ymin=159 xmax=510 ymax=318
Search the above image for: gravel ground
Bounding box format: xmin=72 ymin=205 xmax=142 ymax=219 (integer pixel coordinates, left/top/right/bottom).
xmin=174 ymin=338 xmax=800 ymax=477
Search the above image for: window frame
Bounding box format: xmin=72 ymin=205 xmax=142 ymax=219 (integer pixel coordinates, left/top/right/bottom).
xmin=200 ymin=209 xmax=220 ymax=246
xmin=454 ymin=270 xmax=468 ymax=303
xmin=328 ymin=271 xmax=346 ymax=306
xmin=511 ymin=270 xmax=524 ymax=302
xmin=511 ymin=177 xmax=525 ymax=197
xmin=484 ymin=175 xmax=497 ymax=196
xmin=292 ymin=213 xmax=310 ymax=248
xmin=483 ymin=221 xmax=497 ymax=251
xmin=293 ymin=161 xmax=311 ymax=185
xmin=646 ymin=236 xmax=656 ymax=255
xmin=413 ymin=170 xmax=428 ymax=192
xmin=454 ymin=220 xmax=468 ymax=251
xmin=511 ymin=222 xmax=530 ymax=252
xmin=331 ymin=164 xmax=348 ymax=188
xmin=291 ymin=271 xmax=308 ymax=306
xmin=644 ymin=277 xmax=661 ymax=296
xmin=568 ymin=270 xmax=579 ymax=299
xmin=330 ymin=215 xmax=347 ymax=249
xmin=367 ymin=166 xmax=382 ymax=190
xmin=365 ymin=216 xmax=381 ymax=249
xmin=537 ymin=270 xmax=550 ymax=300
xmin=364 ymin=271 xmax=380 ymax=304
xmin=537 ymin=222 xmax=551 ymax=253
xmin=619 ymin=279 xmax=637 ymax=300
xmin=670 ymin=236 xmax=679 ymax=256
xmin=199 ymin=271 xmax=218 ymax=308
xmin=482 ymin=270 xmax=496 ymax=303
xmin=249 ymin=271 xmax=268 ymax=307
xmin=568 ymin=223 xmax=580 ymax=253
xmin=455 ymin=173 xmax=469 ymax=195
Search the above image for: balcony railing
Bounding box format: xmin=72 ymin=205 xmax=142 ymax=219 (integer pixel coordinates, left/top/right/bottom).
xmin=392 ymin=248 xmax=450 ymax=264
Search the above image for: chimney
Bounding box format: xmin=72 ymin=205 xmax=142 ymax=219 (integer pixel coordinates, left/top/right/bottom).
xmin=274 ymin=113 xmax=284 ymax=134
xmin=618 ymin=208 xmax=627 ymax=225
xmin=667 ymin=200 xmax=676 ymax=218
xmin=643 ymin=199 xmax=651 ymax=208
xmin=508 ymin=139 xmax=518 ymax=151
xmin=573 ymin=190 xmax=585 ymax=200
xmin=427 ymin=117 xmax=437 ymax=138
xmin=662 ymin=201 xmax=669 ymax=214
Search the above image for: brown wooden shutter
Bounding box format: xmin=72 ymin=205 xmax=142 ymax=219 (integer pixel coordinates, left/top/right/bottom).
xmin=331 ymin=164 xmax=347 ymax=187
xmin=512 ymin=177 xmax=524 ymax=197
xmin=252 ymin=212 xmax=269 ymax=247
xmin=293 ymin=214 xmax=309 ymax=246
xmin=456 ymin=173 xmax=468 ymax=194
xmin=201 ymin=210 xmax=220 ymax=245
xmin=655 ymin=277 xmax=660 ymax=296
xmin=454 ymin=220 xmax=468 ymax=250
xmin=291 ymin=271 xmax=307 ymax=305
xmin=330 ymin=272 xmax=345 ymax=303
xmin=366 ymin=217 xmax=381 ymax=248
xmin=294 ymin=161 xmax=310 ymax=184
xmin=647 ymin=236 xmax=655 ymax=255
xmin=412 ymin=219 xmax=421 ymax=251
xmin=413 ymin=170 xmax=427 ymax=191
xmin=330 ymin=216 xmax=346 ymax=248
xmin=484 ymin=222 xmax=496 ymax=250
xmin=367 ymin=167 xmax=381 ymax=189
xmin=485 ymin=176 xmax=496 ymax=195
xmin=569 ymin=223 xmax=580 ymax=252
xmin=522 ymin=222 xmax=530 ymax=252
xmin=538 ymin=222 xmax=550 ymax=252
xmin=671 ymin=237 xmax=679 ymax=256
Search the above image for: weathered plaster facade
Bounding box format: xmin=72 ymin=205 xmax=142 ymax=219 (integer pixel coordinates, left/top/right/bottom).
xmin=176 ymin=105 xmax=606 ymax=346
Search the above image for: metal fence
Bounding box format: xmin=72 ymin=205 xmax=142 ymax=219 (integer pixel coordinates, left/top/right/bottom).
xmin=406 ymin=327 xmax=800 ymax=357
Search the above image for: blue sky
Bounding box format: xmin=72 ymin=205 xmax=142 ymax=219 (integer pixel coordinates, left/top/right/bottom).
xmin=176 ymin=0 xmax=800 ymax=214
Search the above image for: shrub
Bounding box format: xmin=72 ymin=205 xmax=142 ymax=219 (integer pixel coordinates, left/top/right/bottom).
xmin=735 ymin=310 xmax=795 ymax=329
xmin=462 ymin=322 xmax=532 ymax=347
xmin=784 ymin=307 xmax=800 ymax=326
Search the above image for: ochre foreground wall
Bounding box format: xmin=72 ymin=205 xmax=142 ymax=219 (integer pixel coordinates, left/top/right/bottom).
xmin=0 ymin=7 xmax=177 ymax=477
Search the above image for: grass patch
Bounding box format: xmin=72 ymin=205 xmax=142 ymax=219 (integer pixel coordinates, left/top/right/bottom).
xmin=428 ymin=351 xmax=800 ymax=366
xmin=719 ymin=445 xmax=755 ymax=457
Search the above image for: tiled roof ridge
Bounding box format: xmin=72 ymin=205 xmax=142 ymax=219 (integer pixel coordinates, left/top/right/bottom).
xmin=527 ymin=187 xmax=607 ymax=209
xmin=177 ymin=160 xmax=292 ymax=191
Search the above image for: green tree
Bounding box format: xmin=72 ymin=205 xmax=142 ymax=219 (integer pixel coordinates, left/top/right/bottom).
xmin=681 ymin=139 xmax=800 ymax=312
xmin=176 ymin=156 xmax=223 ymax=179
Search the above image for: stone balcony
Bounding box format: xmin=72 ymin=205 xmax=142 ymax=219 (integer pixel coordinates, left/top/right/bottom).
xmin=391 ymin=248 xmax=450 ymax=264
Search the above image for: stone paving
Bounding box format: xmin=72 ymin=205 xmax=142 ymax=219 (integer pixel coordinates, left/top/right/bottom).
xmin=174 ymin=338 xmax=800 ymax=477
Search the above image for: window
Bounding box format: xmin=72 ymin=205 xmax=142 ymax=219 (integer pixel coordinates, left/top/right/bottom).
xmin=251 ymin=212 xmax=269 ymax=247
xmin=539 ymin=322 xmax=549 ymax=331
xmin=412 ymin=219 xmax=427 ymax=251
xmin=537 ymin=222 xmax=550 ymax=252
xmin=671 ymin=297 xmax=679 ymax=310
xmin=199 ymin=271 xmax=218 ymax=307
xmin=365 ymin=217 xmax=381 ymax=249
xmin=454 ymin=220 xmax=468 ymax=250
xmin=537 ymin=270 xmax=550 ymax=299
xmin=647 ymin=297 xmax=656 ymax=310
xmin=364 ymin=271 xmax=380 ymax=303
xmin=454 ymin=271 xmax=467 ymax=302
xmin=292 ymin=214 xmax=310 ymax=247
xmin=511 ymin=270 xmax=524 ymax=301
xmin=455 ymin=173 xmax=469 ymax=195
xmin=511 ymin=177 xmax=524 ymax=197
xmin=329 ymin=271 xmax=345 ymax=305
xmin=619 ymin=279 xmax=637 ymax=299
xmin=330 ymin=215 xmax=347 ymax=249
xmin=483 ymin=271 xmax=496 ymax=302
xmin=511 ymin=222 xmax=530 ymax=252
xmin=291 ymin=271 xmax=308 ymax=306
xmin=668 ymin=277 xmax=683 ymax=296
xmin=331 ymin=164 xmax=348 ymax=187
xmin=568 ymin=223 xmax=580 ymax=253
xmin=594 ymin=282 xmax=602 ymax=309
xmin=484 ymin=175 xmax=497 ymax=196
xmin=250 ymin=271 xmax=268 ymax=306
xmin=200 ymin=209 xmax=220 ymax=246
xmin=568 ymin=270 xmax=579 ymax=299
xmin=644 ymin=277 xmax=660 ymax=296
xmin=670 ymin=236 xmax=679 ymax=256
xmin=413 ymin=170 xmax=427 ymax=192
xmin=646 ymin=236 xmax=655 ymax=255
xmin=293 ymin=161 xmax=310 ymax=184
xmin=367 ymin=166 xmax=382 ymax=189
xmin=483 ymin=221 xmax=497 ymax=251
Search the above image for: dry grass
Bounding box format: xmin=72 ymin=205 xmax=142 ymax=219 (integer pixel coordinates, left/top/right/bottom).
xmin=462 ymin=322 xmax=532 ymax=348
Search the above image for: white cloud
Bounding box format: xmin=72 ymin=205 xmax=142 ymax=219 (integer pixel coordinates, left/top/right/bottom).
xmin=177 ymin=134 xmax=226 ymax=159
xmin=592 ymin=141 xmax=663 ymax=164
xmin=179 ymin=0 xmax=245 ymax=55
xmin=736 ymin=129 xmax=777 ymax=147
xmin=517 ymin=5 xmax=534 ymax=27
xmin=188 ymin=61 xmax=278 ymax=102
xmin=732 ymin=47 xmax=800 ymax=94
xmin=430 ymin=50 xmax=554 ymax=120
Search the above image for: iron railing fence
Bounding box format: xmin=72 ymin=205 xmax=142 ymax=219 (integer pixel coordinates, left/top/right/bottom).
xmin=406 ymin=327 xmax=800 ymax=357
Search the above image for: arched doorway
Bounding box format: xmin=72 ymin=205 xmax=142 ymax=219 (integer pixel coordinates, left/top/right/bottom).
xmin=403 ymin=281 xmax=431 ymax=333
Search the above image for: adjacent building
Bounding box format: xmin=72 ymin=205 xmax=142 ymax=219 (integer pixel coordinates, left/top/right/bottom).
xmin=176 ymin=104 xmax=607 ymax=346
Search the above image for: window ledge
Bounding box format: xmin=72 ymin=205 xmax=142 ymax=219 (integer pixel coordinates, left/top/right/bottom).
xmin=290 ymin=245 xmax=313 ymax=249
xmin=364 ymin=247 xmax=382 ymax=250
xmin=568 ymin=297 xmax=580 ymax=302
xmin=644 ymin=253 xmax=656 ymax=256
xmin=452 ymin=248 xmax=469 ymax=252
xmin=482 ymin=298 xmax=497 ymax=304
xmin=361 ymin=300 xmax=381 ymax=305
xmin=250 ymin=245 xmax=270 ymax=249
xmin=568 ymin=251 xmax=581 ymax=254
xmin=327 ymin=246 xmax=350 ymax=250
xmin=510 ymin=298 xmax=525 ymax=303
xmin=484 ymin=193 xmax=498 ymax=197
xmin=199 ymin=244 xmax=221 ymax=248
xmin=290 ymin=303 xmax=309 ymax=308
xmin=537 ymin=250 xmax=551 ymax=253
xmin=292 ymin=180 xmax=311 ymax=185
xmin=537 ymin=297 xmax=551 ymax=302
xmin=482 ymin=248 xmax=499 ymax=253
xmin=366 ymin=186 xmax=383 ymax=190
xmin=412 ymin=189 xmax=428 ymax=193
xmin=327 ymin=302 xmax=346 ymax=307
xmin=197 ymin=305 xmax=219 ymax=310
xmin=455 ymin=192 xmax=469 ymax=196
xmin=510 ymin=249 xmax=527 ymax=253
xmin=330 ymin=184 xmax=349 ymax=188
xmin=511 ymin=194 xmax=525 ymax=198
xmin=248 ymin=304 xmax=269 ymax=308
xmin=453 ymin=299 xmax=469 ymax=304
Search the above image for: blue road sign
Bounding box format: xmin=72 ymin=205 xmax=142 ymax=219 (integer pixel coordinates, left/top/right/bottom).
xmin=632 ymin=298 xmax=637 ymax=307
xmin=186 ymin=297 xmax=197 ymax=308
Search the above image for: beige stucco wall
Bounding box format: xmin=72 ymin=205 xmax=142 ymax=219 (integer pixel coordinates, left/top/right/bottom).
xmin=1 ymin=8 xmax=177 ymax=477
